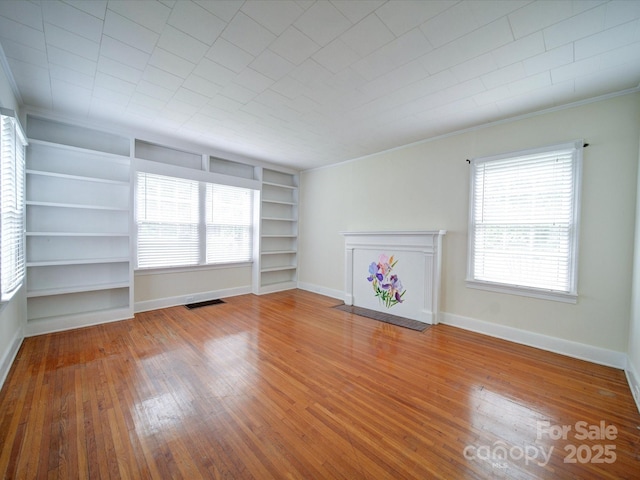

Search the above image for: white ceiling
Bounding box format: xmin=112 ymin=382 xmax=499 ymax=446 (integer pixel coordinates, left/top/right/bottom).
xmin=0 ymin=0 xmax=639 ymax=171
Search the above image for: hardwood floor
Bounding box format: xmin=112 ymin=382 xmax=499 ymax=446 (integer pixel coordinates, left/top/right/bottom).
xmin=1 ymin=289 xmax=639 ymax=479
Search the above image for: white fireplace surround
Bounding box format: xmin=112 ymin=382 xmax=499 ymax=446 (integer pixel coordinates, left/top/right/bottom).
xmin=341 ymin=231 xmax=446 ymax=324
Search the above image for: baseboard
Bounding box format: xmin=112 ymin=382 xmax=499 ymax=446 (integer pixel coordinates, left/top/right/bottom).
xmin=297 ymin=282 xmax=344 ymax=301
xmin=134 ymin=286 xmax=252 ymax=313
xmin=625 ymin=359 xmax=640 ymax=414
xmin=0 ymin=325 xmax=24 ymax=390
xmin=440 ymin=311 xmax=627 ymax=369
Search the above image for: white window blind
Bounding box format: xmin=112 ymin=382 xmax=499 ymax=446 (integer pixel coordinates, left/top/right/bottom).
xmin=206 ymin=184 xmax=252 ymax=264
xmin=136 ymin=172 xmax=254 ymax=269
xmin=136 ymin=172 xmax=200 ymax=268
xmin=468 ymin=143 xmax=581 ymax=301
xmin=0 ymin=110 xmax=26 ymax=301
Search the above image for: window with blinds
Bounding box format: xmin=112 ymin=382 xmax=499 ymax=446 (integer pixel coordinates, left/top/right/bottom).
xmin=136 ymin=172 xmax=253 ymax=269
xmin=0 ymin=110 xmax=27 ymax=302
xmin=467 ymin=142 xmax=582 ymax=303
xmin=206 ymin=184 xmax=252 ymax=264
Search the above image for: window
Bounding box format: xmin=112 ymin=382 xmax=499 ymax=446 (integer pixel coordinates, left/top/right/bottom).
xmin=0 ymin=109 xmax=26 ymax=302
xmin=136 ymin=172 xmax=253 ymax=269
xmin=467 ymin=141 xmax=582 ymax=303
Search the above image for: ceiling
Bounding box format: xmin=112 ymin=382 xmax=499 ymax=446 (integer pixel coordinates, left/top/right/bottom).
xmin=0 ymin=0 xmax=639 ymax=171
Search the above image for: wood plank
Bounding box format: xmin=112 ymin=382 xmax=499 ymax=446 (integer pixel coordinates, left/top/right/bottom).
xmin=1 ymin=290 xmax=639 ymax=479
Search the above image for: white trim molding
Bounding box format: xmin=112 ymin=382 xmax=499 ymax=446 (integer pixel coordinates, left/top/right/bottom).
xmin=440 ymin=311 xmax=627 ymax=369
xmin=297 ymin=282 xmax=344 ymax=301
xmin=625 ymin=359 xmax=640 ymax=414
xmin=0 ymin=325 xmax=24 ymax=390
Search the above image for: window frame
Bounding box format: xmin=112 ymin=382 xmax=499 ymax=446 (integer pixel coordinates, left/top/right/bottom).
xmin=133 ymin=159 xmax=259 ymax=273
xmin=466 ymin=141 xmax=583 ymax=304
xmin=0 ymin=108 xmax=27 ymax=303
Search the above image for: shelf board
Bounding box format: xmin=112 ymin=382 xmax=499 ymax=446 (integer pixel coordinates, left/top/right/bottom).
xmin=262 ymin=217 xmax=296 ymax=222
xmin=26 ymin=201 xmax=129 ymax=212
xmin=27 ymin=282 xmax=130 ymax=298
xmin=262 ymin=181 xmax=297 ymax=190
xmin=261 ymin=234 xmax=297 ymax=238
xmin=27 ymin=232 xmax=129 ymax=237
xmin=27 ymin=257 xmax=130 ymax=267
xmin=261 ymin=265 xmax=297 ymax=273
xmin=262 ymin=198 xmax=296 ymax=206
xmin=26 ymin=169 xmax=129 ymax=186
xmin=261 ymin=250 xmax=297 ymax=255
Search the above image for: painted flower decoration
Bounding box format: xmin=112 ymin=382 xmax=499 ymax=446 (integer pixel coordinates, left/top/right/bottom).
xmin=366 ymin=254 xmax=406 ymax=308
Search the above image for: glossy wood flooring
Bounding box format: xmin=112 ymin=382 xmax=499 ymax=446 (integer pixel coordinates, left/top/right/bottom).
xmin=1 ymin=290 xmax=639 ymax=479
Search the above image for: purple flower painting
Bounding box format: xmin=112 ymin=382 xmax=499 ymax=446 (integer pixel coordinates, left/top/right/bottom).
xmin=366 ymin=254 xmax=406 ymax=308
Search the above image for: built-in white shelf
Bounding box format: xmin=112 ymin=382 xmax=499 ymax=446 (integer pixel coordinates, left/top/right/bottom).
xmin=25 ymin=119 xmax=133 ymax=333
xmin=253 ymin=168 xmax=299 ymax=294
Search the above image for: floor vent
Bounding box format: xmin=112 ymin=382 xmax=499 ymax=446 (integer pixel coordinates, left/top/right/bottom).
xmin=185 ymin=299 xmax=225 ymax=309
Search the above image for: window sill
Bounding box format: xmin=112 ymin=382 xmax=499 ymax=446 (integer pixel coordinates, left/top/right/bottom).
xmin=135 ymin=262 xmax=252 ymax=276
xmin=465 ymin=279 xmax=578 ymax=304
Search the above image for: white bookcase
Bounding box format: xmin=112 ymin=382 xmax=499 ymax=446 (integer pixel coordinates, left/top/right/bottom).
xmin=254 ymin=168 xmax=298 ymax=294
xmin=25 ymin=136 xmax=133 ymax=334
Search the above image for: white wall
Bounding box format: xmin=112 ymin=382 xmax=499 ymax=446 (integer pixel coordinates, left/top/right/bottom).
xmin=0 ymin=58 xmax=26 ymax=388
xmin=299 ymin=93 xmax=640 ymax=365
xmin=134 ymin=266 xmax=252 ymax=312
xmin=628 ymin=129 xmax=640 ymax=408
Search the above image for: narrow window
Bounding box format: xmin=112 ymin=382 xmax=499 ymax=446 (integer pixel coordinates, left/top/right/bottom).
xmin=0 ymin=110 xmax=26 ymax=301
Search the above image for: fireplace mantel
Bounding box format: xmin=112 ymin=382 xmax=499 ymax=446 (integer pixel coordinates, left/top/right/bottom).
xmin=341 ymin=230 xmax=446 ymax=324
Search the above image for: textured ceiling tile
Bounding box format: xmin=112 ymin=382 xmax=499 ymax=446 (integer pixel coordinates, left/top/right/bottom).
xmin=491 ymin=32 xmax=545 ymax=68
xmin=168 ymin=0 xmax=226 ymax=45
xmin=234 ymin=68 xmax=274 ymax=93
xmin=47 ymin=45 xmax=97 ymax=76
xmin=294 ymin=1 xmax=351 ymax=46
xmin=103 ymin=9 xmax=158 ymax=54
xmin=352 ymin=28 xmax=432 ymax=80
xmin=107 ymin=0 xmax=170 ymax=33
xmin=466 ymin=0 xmax=530 ymax=27
xmin=220 ymin=83 xmax=256 ymax=104
xmin=604 ymin=0 xmax=640 ymax=28
xmin=148 ymin=48 xmax=196 ymax=79
xmin=221 ymin=12 xmax=276 ymax=57
xmin=206 ymin=38 xmax=255 ymax=74
xmin=94 ymin=71 xmax=136 ymax=96
xmin=543 ymin=4 xmax=607 ymax=49
xmin=241 ymin=0 xmax=303 ymax=35
xmin=449 ymin=52 xmax=499 ymax=82
xmin=63 ymin=0 xmax=107 ymax=20
xmin=49 ymin=63 xmax=94 ymax=89
xmin=194 ymin=0 xmax=242 ymax=22
xmin=312 ymin=38 xmax=360 ymax=74
xmin=375 ymin=0 xmax=454 ymax=36
xmin=420 ymin=2 xmax=479 ymax=48
xmin=158 ymin=25 xmax=209 ymax=64
xmin=0 ymin=37 xmax=47 ymax=68
xmin=340 ymin=13 xmax=394 ymax=57
xmin=135 ymin=79 xmax=175 ymax=102
xmin=44 ymin=23 xmax=100 ymax=61
xmin=42 ymin=0 xmax=104 ymax=43
xmin=574 ymin=20 xmax=639 ymax=60
xmin=508 ymin=0 xmax=574 ymax=39
xmin=101 ymin=36 xmax=150 ymax=69
xmin=269 ymin=26 xmax=320 ymax=65
xmin=0 ymin=0 xmax=43 ymax=30
xmin=331 ymin=0 xmax=385 ymax=23
xmin=182 ymin=73 xmax=222 ymax=98
xmin=192 ymin=58 xmax=236 ymax=86
xmin=0 ymin=16 xmax=45 ymax=51
xmin=481 ymin=62 xmax=527 ymax=89
xmin=250 ymin=49 xmax=295 ymax=80
xmin=97 ymin=55 xmax=144 ymax=84
xmin=523 ymin=44 xmax=574 ymax=75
